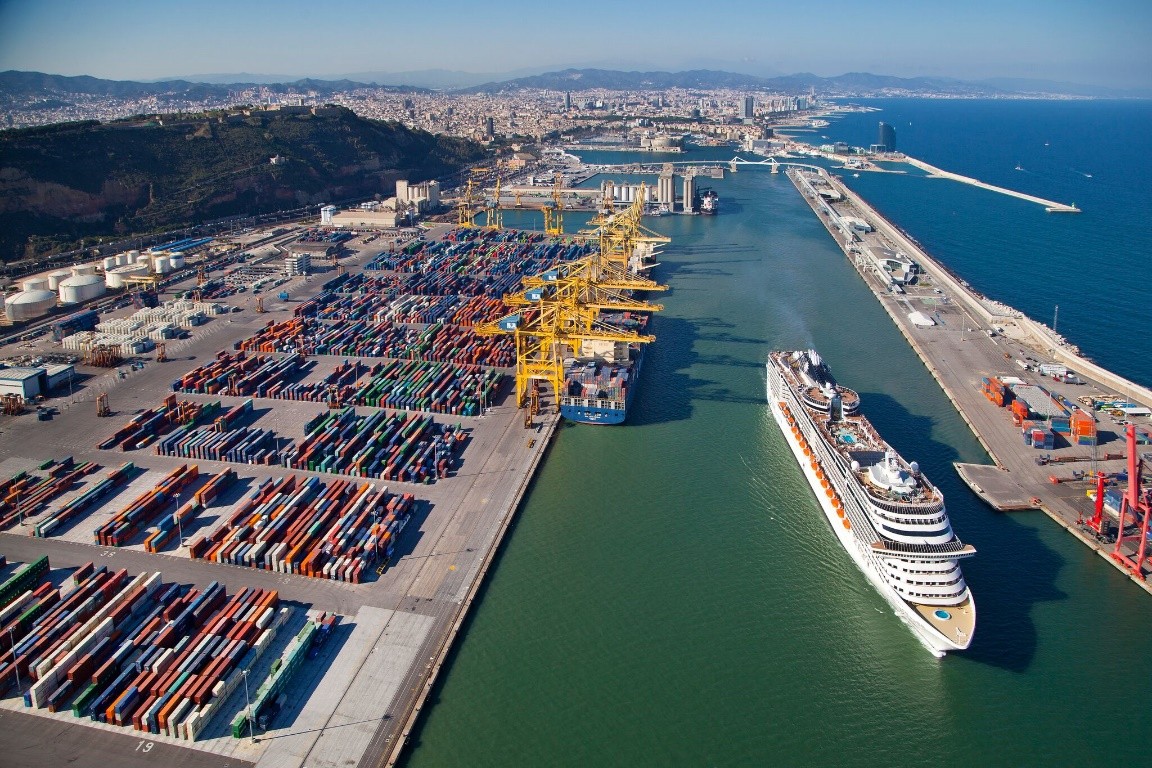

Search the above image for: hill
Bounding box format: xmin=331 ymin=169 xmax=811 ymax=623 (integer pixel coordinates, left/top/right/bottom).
xmin=460 ymin=67 xmax=1041 ymax=97
xmin=0 ymin=106 xmax=483 ymax=262
xmin=0 ymin=70 xmax=427 ymax=102
xmin=460 ymin=68 xmax=782 ymax=93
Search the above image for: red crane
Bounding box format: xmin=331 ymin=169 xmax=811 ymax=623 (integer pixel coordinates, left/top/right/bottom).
xmin=1079 ymin=473 xmax=1109 ymax=537
xmin=1111 ymin=424 xmax=1151 ymax=579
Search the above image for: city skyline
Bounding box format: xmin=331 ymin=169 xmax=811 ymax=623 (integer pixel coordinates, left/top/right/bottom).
xmin=1 ymin=0 xmax=1150 ymax=90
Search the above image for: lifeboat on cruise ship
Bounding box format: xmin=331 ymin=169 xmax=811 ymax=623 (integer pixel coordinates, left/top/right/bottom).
xmin=842 ymin=518 xmax=852 ymax=530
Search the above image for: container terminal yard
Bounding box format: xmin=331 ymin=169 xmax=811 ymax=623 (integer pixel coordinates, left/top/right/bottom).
xmin=0 ymin=195 xmax=666 ymax=768
xmin=787 ymin=166 xmax=1152 ymax=594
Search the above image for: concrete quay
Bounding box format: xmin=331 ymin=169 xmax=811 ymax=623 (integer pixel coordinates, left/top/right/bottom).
xmin=903 ymin=156 xmax=1081 ymax=213
xmin=0 ymin=229 xmax=562 ymax=767
xmin=788 ymin=168 xmax=1152 ymax=596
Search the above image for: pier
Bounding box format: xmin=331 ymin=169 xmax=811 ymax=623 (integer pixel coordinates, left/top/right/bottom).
xmin=904 ymin=156 xmax=1081 ymax=212
xmin=787 ymin=167 xmax=1151 ymax=594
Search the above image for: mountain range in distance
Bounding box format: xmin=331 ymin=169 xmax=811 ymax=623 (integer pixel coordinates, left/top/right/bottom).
xmin=2 ymin=67 xmax=1149 ymax=101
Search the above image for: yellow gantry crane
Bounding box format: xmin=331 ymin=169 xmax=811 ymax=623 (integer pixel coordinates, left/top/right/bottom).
xmin=484 ymin=176 xmax=503 ymax=231
xmin=590 ymin=183 xmax=671 ymax=272
xmin=457 ymin=167 xmax=490 ymax=228
xmin=476 ymin=186 xmax=671 ymax=410
xmin=542 ymin=172 xmax=565 ymax=236
xmin=476 ymin=286 xmax=656 ymax=410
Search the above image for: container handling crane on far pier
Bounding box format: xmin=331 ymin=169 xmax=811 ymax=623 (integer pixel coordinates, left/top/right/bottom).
xmin=1111 ymin=424 xmax=1152 ymax=580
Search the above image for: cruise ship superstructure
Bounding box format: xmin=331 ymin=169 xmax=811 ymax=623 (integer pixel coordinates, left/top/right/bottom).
xmin=766 ymin=350 xmax=975 ymax=655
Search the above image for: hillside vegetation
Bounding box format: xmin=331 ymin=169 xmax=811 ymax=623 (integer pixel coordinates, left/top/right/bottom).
xmin=0 ymin=106 xmax=482 ymax=262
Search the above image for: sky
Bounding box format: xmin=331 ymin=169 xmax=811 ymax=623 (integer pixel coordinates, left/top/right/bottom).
xmin=1 ymin=0 xmax=1149 ymax=89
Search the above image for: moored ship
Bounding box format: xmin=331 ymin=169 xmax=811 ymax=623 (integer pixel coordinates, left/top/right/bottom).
xmin=559 ymin=313 xmax=647 ymax=425
xmin=766 ymin=350 xmax=975 ymax=655
xmin=699 ymin=188 xmax=718 ymax=215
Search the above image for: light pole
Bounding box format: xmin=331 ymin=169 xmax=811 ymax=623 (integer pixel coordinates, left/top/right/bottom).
xmin=174 ymin=491 xmax=183 ymax=549
xmin=9 ymin=626 xmax=19 ymax=694
xmin=242 ymin=669 xmax=254 ymax=742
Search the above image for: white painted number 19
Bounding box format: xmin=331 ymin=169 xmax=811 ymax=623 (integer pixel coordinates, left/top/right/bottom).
xmin=136 ymin=740 xmax=154 ymax=753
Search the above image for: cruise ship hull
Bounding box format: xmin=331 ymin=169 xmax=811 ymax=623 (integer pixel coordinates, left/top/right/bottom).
xmin=766 ymin=362 xmax=974 ymax=656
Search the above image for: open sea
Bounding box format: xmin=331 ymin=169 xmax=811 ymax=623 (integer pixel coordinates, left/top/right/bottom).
xmin=400 ymin=99 xmax=1152 ymax=767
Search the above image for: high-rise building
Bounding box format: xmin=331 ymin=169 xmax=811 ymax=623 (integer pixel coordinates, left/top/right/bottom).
xmin=878 ymin=122 xmax=896 ymax=152
xmin=485 ymin=117 xmax=495 ymax=138
xmin=564 ymin=91 xmax=572 ymax=110
xmin=743 ymin=96 xmax=755 ymax=120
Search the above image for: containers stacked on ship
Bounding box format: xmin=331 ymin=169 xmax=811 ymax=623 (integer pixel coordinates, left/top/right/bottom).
xmin=559 ymin=314 xmax=648 ymax=425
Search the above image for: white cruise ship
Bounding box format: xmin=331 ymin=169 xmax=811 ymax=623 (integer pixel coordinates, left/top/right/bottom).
xmin=766 ymin=350 xmax=975 ymax=656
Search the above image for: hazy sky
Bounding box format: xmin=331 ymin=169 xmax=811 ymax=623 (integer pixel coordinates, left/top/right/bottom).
xmin=1 ymin=0 xmax=1149 ymax=88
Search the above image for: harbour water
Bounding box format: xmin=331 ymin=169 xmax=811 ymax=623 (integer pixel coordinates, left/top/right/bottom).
xmin=401 ymin=102 xmax=1152 ymax=766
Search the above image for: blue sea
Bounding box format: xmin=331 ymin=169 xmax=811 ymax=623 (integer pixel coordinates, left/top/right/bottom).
xmin=813 ymin=98 xmax=1152 ymax=385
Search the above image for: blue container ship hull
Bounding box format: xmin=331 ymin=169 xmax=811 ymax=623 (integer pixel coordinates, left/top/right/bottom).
xmin=559 ymin=351 xmax=642 ymax=425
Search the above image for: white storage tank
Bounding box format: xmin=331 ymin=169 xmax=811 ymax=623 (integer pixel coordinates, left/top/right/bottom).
xmin=59 ymin=274 xmax=107 ymax=305
xmin=102 ymin=257 xmax=118 ymax=271
xmin=72 ymin=264 xmax=97 ymax=276
xmin=5 ymin=289 xmax=57 ymax=321
xmin=105 ymin=263 xmax=151 ymax=289
xmin=152 ymin=256 xmax=171 ymax=273
xmin=169 ymin=254 xmax=185 ymax=269
xmin=22 ymin=278 xmax=49 ymax=292
xmin=127 ymin=250 xmax=141 ymax=262
xmin=48 ymin=270 xmax=71 ymax=290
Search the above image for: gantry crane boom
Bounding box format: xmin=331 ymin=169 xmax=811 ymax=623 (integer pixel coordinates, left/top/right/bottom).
xmin=476 ymin=181 xmax=674 ymax=411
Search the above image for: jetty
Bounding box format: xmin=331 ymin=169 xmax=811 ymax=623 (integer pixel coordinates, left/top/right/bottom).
xmin=788 ymin=166 xmax=1151 ymax=594
xmin=904 ymin=156 xmax=1081 ymax=212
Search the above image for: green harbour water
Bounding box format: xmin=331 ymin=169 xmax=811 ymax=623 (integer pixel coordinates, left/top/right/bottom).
xmin=401 ymin=116 xmax=1152 ymax=766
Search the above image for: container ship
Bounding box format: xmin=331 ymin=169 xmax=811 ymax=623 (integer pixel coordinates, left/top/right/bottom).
xmin=559 ymin=313 xmax=647 ymax=425
xmin=766 ymin=350 xmax=975 ymax=655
